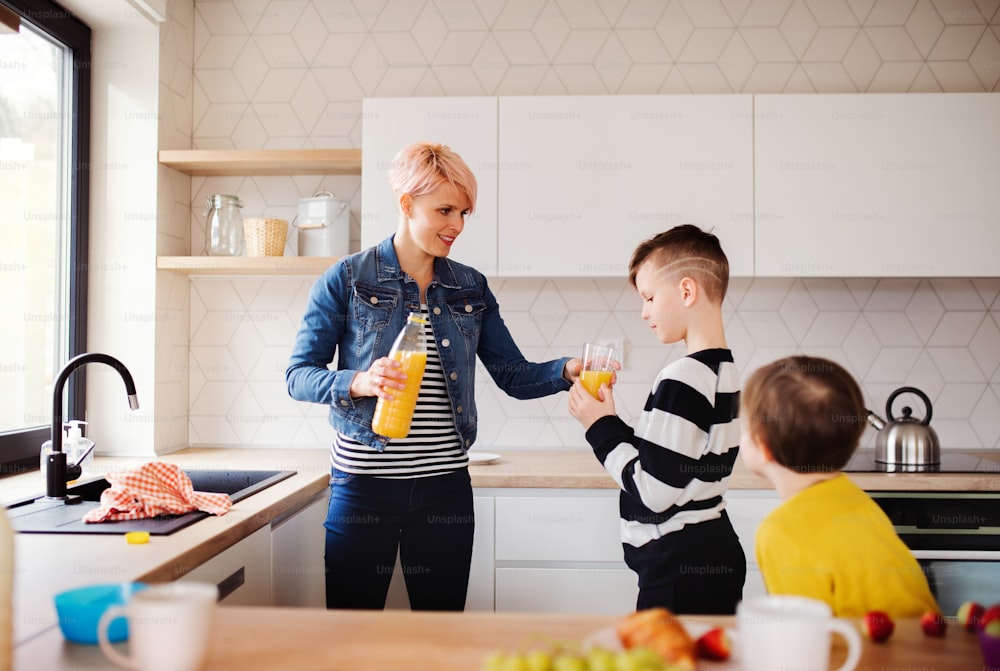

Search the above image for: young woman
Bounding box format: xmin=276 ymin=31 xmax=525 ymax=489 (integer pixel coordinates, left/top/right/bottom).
xmin=286 ymin=142 xmax=581 ymax=611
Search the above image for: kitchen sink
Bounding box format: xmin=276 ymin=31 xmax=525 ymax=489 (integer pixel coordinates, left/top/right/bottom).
xmin=5 ymin=469 xmax=296 ymax=535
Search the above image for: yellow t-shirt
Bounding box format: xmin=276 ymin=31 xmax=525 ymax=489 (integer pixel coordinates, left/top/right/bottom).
xmin=756 ymin=473 xmax=938 ymax=618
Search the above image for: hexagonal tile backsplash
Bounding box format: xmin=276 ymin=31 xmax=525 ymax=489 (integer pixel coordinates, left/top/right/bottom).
xmin=187 ymin=274 xmax=1000 ymax=452
xmin=171 ymin=0 xmax=1000 ymax=450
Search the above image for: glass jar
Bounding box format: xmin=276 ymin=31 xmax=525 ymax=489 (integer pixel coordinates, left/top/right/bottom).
xmin=204 ymin=194 xmax=244 ymax=256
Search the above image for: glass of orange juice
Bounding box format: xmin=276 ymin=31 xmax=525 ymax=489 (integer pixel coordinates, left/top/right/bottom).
xmin=580 ymin=342 xmax=617 ymax=399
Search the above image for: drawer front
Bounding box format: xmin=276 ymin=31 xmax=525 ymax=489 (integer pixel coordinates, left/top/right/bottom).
xmin=179 ymin=526 xmax=272 ymax=606
xmin=496 ymin=567 xmax=637 ymax=614
xmin=495 ymin=496 xmax=622 ymax=562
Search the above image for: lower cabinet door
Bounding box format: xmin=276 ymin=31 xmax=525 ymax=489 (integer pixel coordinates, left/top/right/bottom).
xmin=744 ymin=568 xmax=768 ymax=600
xmin=178 ymin=525 xmax=272 ymax=606
xmin=271 ymin=493 xmax=327 ymax=608
xmin=495 ymin=567 xmax=637 ymax=615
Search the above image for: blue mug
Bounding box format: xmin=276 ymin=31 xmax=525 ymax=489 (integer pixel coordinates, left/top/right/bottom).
xmin=54 ymin=582 xmax=148 ymax=644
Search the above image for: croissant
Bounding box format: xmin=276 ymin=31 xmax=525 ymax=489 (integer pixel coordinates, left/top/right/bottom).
xmin=616 ymin=608 xmax=697 ymax=671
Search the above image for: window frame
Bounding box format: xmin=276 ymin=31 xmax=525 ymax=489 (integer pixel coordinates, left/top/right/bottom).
xmin=0 ymin=0 xmax=90 ymax=476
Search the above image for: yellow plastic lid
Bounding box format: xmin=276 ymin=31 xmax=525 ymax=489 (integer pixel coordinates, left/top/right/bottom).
xmin=125 ymin=531 xmax=150 ymax=545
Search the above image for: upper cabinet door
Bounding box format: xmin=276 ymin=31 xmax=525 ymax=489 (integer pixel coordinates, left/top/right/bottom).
xmin=361 ymin=97 xmax=499 ymax=273
xmin=755 ymin=93 xmax=1000 ymax=277
xmin=497 ymin=95 xmax=754 ymax=277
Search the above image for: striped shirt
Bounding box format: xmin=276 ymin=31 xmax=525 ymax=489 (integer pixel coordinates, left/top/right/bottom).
xmin=333 ymin=306 xmax=467 ymax=478
xmin=585 ymin=349 xmax=741 ymax=548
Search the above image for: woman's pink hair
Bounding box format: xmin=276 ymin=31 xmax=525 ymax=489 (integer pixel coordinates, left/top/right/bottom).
xmin=388 ymin=142 xmax=478 ymax=214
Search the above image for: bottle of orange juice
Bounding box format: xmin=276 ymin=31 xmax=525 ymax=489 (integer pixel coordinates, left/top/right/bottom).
xmin=371 ymin=312 xmax=428 ymax=439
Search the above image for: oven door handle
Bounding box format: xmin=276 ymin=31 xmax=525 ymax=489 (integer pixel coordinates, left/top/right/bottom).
xmin=911 ymin=549 xmax=1000 ymax=560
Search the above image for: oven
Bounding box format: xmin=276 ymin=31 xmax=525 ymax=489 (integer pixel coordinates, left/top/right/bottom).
xmin=844 ymin=451 xmax=1000 ymax=614
xmin=867 ymin=490 xmax=1000 ymax=614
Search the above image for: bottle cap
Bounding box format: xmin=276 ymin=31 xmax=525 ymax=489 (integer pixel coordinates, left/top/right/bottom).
xmin=64 ymin=420 xmax=87 ymax=440
xmin=125 ymin=531 xmax=150 ymax=545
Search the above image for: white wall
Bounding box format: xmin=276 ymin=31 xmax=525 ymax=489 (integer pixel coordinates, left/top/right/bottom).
xmin=174 ymin=0 xmax=1000 ymax=452
xmin=62 ymin=0 xmax=1000 ymax=453
xmin=57 ymin=0 xmax=162 ymax=456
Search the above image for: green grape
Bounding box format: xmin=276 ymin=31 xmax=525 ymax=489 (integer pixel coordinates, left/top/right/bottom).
xmin=524 ymin=650 xmax=554 ymax=671
xmin=628 ymin=647 xmax=664 ymax=668
xmin=503 ymin=654 xmax=531 ymax=671
xmin=586 ymin=646 xmax=618 ymax=671
xmin=613 ymin=650 xmax=640 ymax=671
xmin=552 ymin=652 xmax=588 ymax=671
xmin=614 ymin=647 xmax=667 ymax=671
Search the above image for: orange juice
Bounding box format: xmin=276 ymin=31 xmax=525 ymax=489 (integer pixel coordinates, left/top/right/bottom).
xmin=371 ymin=350 xmax=427 ymax=438
xmin=580 ymin=369 xmax=613 ymax=398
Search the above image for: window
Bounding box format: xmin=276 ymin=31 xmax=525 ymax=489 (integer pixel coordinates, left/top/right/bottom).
xmin=0 ymin=0 xmax=90 ymax=475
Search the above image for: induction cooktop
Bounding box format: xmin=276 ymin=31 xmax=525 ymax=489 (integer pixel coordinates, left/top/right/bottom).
xmin=842 ymin=450 xmax=1000 ymax=473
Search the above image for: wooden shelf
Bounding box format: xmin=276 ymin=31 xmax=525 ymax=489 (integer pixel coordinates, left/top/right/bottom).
xmin=157 ymin=256 xmax=339 ymax=275
xmin=158 ymin=149 xmax=361 ymax=176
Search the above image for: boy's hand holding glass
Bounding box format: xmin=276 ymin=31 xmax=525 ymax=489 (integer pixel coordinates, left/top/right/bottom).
xmin=580 ymin=342 xmax=619 ymax=399
xmin=568 ymin=343 xmax=620 ymax=429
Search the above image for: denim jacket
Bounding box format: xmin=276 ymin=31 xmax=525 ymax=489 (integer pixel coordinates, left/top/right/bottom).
xmin=286 ymin=236 xmax=571 ymax=450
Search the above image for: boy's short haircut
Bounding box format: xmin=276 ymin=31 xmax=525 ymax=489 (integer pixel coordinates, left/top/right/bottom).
xmin=628 ymin=224 xmax=730 ymax=303
xmin=742 ymin=356 xmax=867 ymax=473
xmin=388 ymin=141 xmax=478 ymax=214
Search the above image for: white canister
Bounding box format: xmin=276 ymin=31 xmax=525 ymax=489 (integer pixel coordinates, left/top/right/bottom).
xmin=294 ymin=191 xmax=350 ymax=257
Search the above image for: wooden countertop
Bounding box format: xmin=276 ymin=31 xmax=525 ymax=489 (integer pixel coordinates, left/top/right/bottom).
xmin=467 ymin=448 xmax=1000 ymax=492
xmin=14 ymin=608 xmax=986 ymax=671
xmin=6 ymin=446 xmax=997 ymax=652
xmin=5 ymin=448 xmax=331 ymax=646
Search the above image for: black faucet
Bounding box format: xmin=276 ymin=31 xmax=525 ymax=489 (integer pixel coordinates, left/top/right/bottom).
xmin=45 ymin=353 xmax=139 ymax=501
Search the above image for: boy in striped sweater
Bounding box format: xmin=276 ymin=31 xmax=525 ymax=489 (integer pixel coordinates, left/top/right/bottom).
xmin=568 ymin=224 xmax=746 ymax=614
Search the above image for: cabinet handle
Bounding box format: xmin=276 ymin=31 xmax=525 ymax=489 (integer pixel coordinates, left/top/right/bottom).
xmin=217 ymin=566 xmax=245 ymax=601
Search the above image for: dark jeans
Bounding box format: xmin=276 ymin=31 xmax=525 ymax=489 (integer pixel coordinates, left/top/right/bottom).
xmin=324 ymin=467 xmax=474 ymax=611
xmin=624 ymin=510 xmax=747 ymax=615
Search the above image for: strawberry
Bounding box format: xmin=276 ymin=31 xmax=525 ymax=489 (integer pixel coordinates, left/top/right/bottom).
xmin=862 ymin=610 xmax=894 ymax=643
xmin=695 ymin=627 xmax=731 ymax=661
xmin=956 ymin=601 xmax=986 ymax=632
xmin=981 ymin=605 xmax=1000 ymax=634
xmin=920 ymin=611 xmax=947 ymax=637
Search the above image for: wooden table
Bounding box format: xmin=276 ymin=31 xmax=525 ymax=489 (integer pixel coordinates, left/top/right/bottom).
xmin=15 ymin=608 xmax=987 ymax=670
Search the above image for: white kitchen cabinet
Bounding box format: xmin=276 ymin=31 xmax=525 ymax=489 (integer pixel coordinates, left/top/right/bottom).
xmin=491 ymin=490 xmax=637 ymax=615
xmin=361 ymin=97 xmax=499 ymax=274
xmin=384 ymin=495 xmax=495 ymax=611
xmin=755 ymin=93 xmax=1000 ymax=276
xmin=496 ymin=567 xmax=637 ymax=614
xmin=724 ymin=490 xmax=782 ymax=601
xmin=494 ymin=494 xmax=623 ymax=562
xmin=271 ymin=492 xmax=327 ymax=608
xmin=178 ymin=525 xmax=272 ymax=606
xmin=497 ymin=95 xmax=754 ymax=277
xmin=489 ymin=490 xmax=772 ymax=614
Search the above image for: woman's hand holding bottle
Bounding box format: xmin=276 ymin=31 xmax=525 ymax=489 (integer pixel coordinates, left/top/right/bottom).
xmin=351 ymin=357 xmax=406 ymax=399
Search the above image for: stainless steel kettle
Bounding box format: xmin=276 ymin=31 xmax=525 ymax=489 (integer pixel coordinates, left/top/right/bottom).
xmin=866 ymin=386 xmax=940 ymax=468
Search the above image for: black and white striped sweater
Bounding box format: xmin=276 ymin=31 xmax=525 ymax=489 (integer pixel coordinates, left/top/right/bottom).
xmin=584 ymin=349 xmax=741 ymax=548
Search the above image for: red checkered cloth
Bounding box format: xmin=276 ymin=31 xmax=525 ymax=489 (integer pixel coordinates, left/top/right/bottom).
xmin=82 ymin=462 xmax=232 ymax=523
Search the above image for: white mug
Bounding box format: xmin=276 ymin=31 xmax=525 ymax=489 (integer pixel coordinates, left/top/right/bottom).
xmin=97 ymin=581 xmax=218 ymax=671
xmin=737 ymin=595 xmax=863 ymax=671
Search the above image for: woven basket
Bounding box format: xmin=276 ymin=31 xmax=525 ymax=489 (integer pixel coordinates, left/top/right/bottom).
xmin=243 ymin=218 xmax=288 ymax=257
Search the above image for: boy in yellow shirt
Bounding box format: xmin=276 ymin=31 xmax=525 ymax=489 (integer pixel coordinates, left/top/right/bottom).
xmin=739 ymin=355 xmax=938 ymax=618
